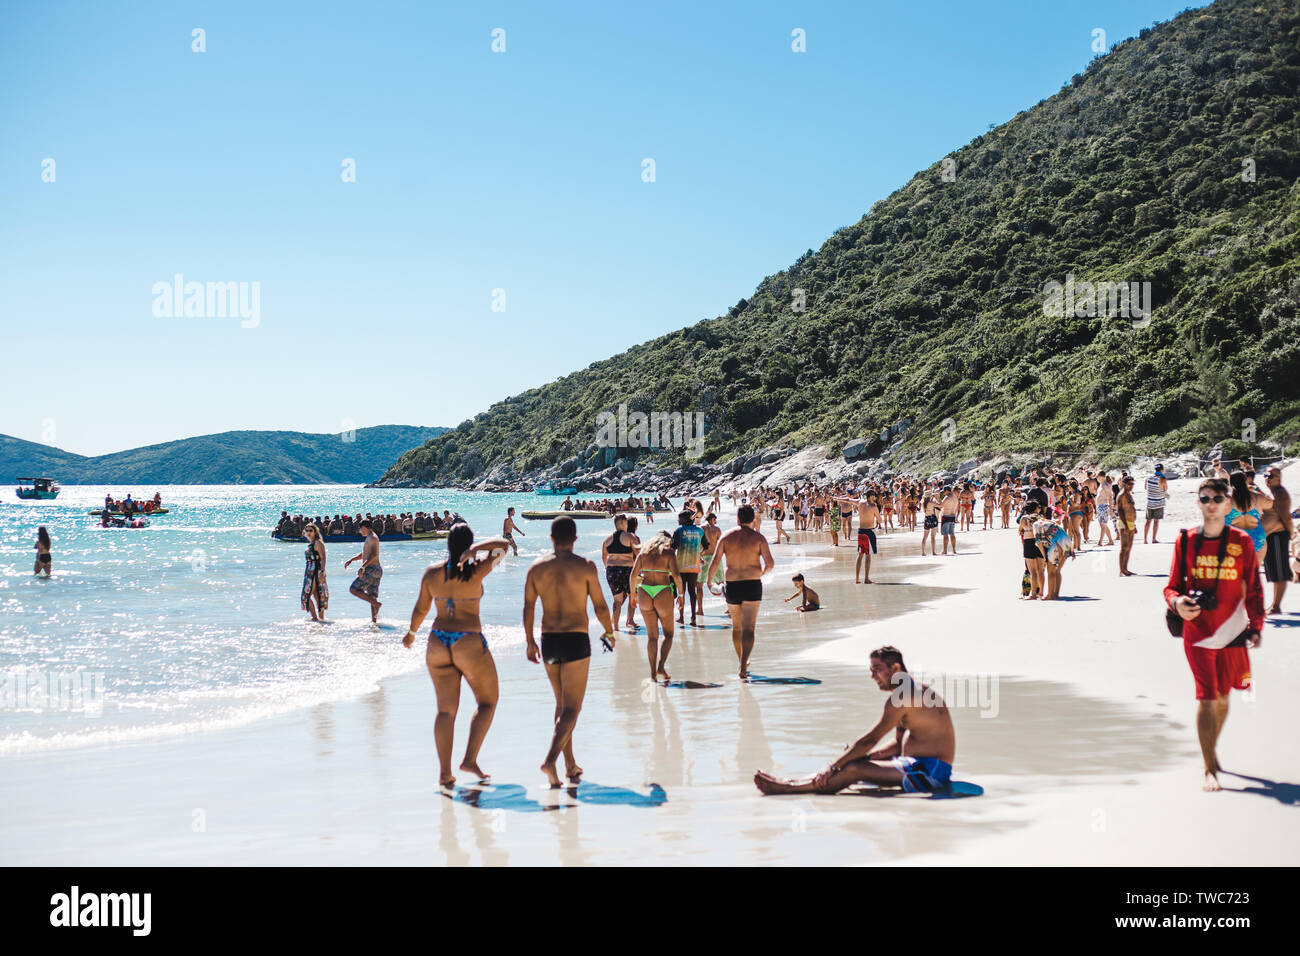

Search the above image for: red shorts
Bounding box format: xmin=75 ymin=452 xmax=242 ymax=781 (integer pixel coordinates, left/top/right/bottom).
xmin=1184 ymin=642 xmax=1251 ymax=700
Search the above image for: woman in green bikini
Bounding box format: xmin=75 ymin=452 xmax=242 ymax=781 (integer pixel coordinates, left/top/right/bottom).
xmin=629 ymin=533 xmax=684 ymax=683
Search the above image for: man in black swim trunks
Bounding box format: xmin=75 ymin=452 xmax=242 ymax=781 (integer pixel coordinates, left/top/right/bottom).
xmin=524 ymin=516 xmax=616 ymax=787
xmin=709 ymin=504 xmax=774 ymax=678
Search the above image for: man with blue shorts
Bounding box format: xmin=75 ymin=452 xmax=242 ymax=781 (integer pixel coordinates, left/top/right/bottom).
xmin=753 ymin=645 xmax=956 ymax=795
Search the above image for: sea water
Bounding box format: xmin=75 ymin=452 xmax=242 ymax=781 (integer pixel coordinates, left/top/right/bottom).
xmin=0 ymin=485 xmax=646 ymax=753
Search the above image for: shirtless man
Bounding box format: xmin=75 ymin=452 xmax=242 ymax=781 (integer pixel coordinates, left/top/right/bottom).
xmin=1117 ymin=476 xmax=1138 ymax=576
xmin=524 ymin=517 xmax=615 ymax=787
xmin=344 ymin=518 xmax=383 ymax=622
xmin=1143 ymin=464 xmax=1169 ymax=544
xmin=708 ymin=504 xmax=774 ymax=678
xmin=754 ymin=645 xmax=956 ymax=795
xmin=939 ymin=486 xmax=960 ymax=555
xmin=1261 ymin=466 xmax=1293 ymax=614
xmin=502 ymin=507 xmax=525 ymax=556
xmin=601 ymin=514 xmax=637 ymax=632
xmin=837 ymin=493 xmax=880 ymax=584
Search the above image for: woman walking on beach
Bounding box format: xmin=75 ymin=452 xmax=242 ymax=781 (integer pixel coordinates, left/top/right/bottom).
xmin=1018 ymin=504 xmax=1044 ymax=599
xmin=301 ymin=523 xmax=329 ymax=621
xmin=403 ymin=523 xmax=509 ymax=789
xmin=34 ymin=527 xmax=52 ymax=576
xmin=629 ymin=533 xmax=684 ymax=682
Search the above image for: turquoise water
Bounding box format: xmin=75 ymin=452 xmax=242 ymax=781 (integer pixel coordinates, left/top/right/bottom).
xmin=0 ymin=485 xmax=645 ymax=753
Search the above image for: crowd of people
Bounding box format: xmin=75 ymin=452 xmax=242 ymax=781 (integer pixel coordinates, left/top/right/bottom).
xmin=558 ymin=494 xmax=674 ymax=517
xmin=275 ymin=454 xmax=1297 ymax=797
xmin=273 ymin=510 xmax=464 ymax=538
xmin=101 ymin=492 xmax=163 ymax=515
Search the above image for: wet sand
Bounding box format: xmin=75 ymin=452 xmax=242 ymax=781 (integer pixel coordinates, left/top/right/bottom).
xmin=2 ymin=477 xmax=1297 ymax=865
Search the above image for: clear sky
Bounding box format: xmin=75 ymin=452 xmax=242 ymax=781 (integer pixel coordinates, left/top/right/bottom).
xmin=0 ymin=0 xmax=1204 ymax=456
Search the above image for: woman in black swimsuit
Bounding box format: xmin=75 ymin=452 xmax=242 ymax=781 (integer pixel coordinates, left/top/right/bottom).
xmin=34 ymin=527 xmax=52 ymax=576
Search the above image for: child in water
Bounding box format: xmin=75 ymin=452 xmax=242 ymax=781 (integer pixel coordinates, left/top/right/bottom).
xmin=784 ymin=574 xmax=820 ymax=612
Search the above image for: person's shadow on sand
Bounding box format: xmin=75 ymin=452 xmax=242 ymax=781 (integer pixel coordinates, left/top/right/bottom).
xmin=1219 ymin=771 xmax=1300 ymax=805
xmin=447 ymin=781 xmax=667 ymax=812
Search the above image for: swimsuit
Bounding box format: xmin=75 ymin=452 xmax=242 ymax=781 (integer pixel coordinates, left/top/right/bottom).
xmin=605 ymin=565 xmax=632 ymax=595
xmin=857 ymin=528 xmax=877 ymax=555
xmin=891 ymin=755 xmax=953 ymax=794
xmin=540 ymin=632 xmax=591 ymax=665
xmin=724 ymin=579 xmax=763 ymax=604
xmin=940 ymin=515 xmax=956 ymax=535
xmin=429 ymin=628 xmax=488 ymax=651
xmin=350 ymin=562 xmax=382 ymax=599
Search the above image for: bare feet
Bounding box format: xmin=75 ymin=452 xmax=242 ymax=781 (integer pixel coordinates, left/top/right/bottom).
xmin=371 ymin=601 xmax=382 ymax=622
xmin=565 ymin=763 xmax=583 ymax=783
xmin=540 ymin=762 xmax=561 ymax=788
xmin=459 ymin=759 xmax=490 ymax=781
xmin=863 ymin=578 xmax=873 ymax=584
xmin=439 ymin=774 xmax=456 ymax=790
xmin=1202 ymin=771 xmax=1222 ymax=792
xmin=657 ymin=665 xmax=670 ymax=682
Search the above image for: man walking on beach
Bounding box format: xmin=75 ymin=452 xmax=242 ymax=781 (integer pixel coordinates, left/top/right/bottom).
xmin=1261 ymin=466 xmax=1293 ymax=614
xmin=753 ymin=645 xmax=955 ymax=794
xmin=709 ymin=504 xmax=774 ymax=679
xmin=1143 ymin=464 xmax=1168 ymax=544
xmin=502 ymin=507 xmax=525 ymax=556
xmin=940 ymin=486 xmax=960 ymax=555
xmin=1117 ymin=476 xmax=1138 ymax=576
xmin=344 ymin=518 xmax=383 ymax=622
xmin=524 ymin=516 xmax=616 ymax=787
xmin=1165 ymin=478 xmax=1264 ymax=792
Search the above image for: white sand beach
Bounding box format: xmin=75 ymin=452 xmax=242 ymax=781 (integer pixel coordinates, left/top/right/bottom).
xmin=2 ymin=469 xmax=1296 ymax=866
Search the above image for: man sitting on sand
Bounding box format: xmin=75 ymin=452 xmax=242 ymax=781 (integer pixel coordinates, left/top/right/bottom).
xmin=754 ymin=645 xmax=955 ymax=795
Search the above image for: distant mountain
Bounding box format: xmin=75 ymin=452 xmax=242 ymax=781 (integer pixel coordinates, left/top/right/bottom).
xmin=378 ymin=0 xmax=1300 ymax=489
xmin=1 ymin=426 xmax=448 ymax=485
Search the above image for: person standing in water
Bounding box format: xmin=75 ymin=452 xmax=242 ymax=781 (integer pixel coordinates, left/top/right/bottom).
xmin=709 ymin=504 xmax=774 ymax=679
xmin=502 ymin=507 xmax=525 ymax=556
xmin=524 ymin=517 xmax=616 ymax=787
xmin=301 ymin=523 xmax=329 ymax=621
xmin=34 ymin=527 xmax=52 ymax=577
xmin=344 ymin=518 xmax=383 ymax=622
xmin=630 ymin=532 xmax=684 ymax=682
xmin=403 ymin=523 xmax=509 ymax=789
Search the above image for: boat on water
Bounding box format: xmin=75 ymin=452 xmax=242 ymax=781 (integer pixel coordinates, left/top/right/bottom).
xmin=535 ymin=482 xmax=578 ymax=495
xmin=272 ymin=530 xmax=450 ymax=544
xmin=15 ymin=477 xmax=60 ymax=500
xmin=89 ymin=507 xmax=170 ymax=516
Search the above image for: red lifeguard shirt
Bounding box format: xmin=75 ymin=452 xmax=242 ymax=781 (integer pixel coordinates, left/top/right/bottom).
xmin=1163 ymin=526 xmax=1264 ymax=648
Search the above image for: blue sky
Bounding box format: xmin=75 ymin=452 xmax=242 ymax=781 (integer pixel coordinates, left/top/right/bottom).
xmin=0 ymin=0 xmax=1204 ymax=456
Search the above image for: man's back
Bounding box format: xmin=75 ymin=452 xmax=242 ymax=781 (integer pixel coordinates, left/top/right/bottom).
xmin=718 ymin=525 xmax=769 ymax=579
xmin=529 ymin=551 xmax=595 ymax=631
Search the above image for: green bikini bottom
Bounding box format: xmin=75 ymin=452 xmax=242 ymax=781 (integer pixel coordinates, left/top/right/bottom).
xmin=639 ymin=583 xmax=673 ymax=598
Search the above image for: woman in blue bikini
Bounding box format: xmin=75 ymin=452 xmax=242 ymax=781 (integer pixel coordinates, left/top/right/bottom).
xmin=403 ymin=522 xmax=511 ymax=789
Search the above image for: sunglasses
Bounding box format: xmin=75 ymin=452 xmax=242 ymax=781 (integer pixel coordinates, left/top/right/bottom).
xmin=1199 ymin=494 xmax=1227 ymax=504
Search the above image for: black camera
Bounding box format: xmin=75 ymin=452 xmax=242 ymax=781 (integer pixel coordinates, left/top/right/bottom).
xmin=1187 ymin=588 xmax=1218 ymax=612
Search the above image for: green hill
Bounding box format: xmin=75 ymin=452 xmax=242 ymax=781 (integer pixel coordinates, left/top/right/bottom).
xmin=2 ymin=426 xmax=448 ymax=485
xmin=377 ymin=0 xmax=1299 ymax=488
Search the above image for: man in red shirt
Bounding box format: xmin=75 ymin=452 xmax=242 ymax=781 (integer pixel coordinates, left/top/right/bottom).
xmin=1164 ymin=478 xmax=1264 ymax=792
